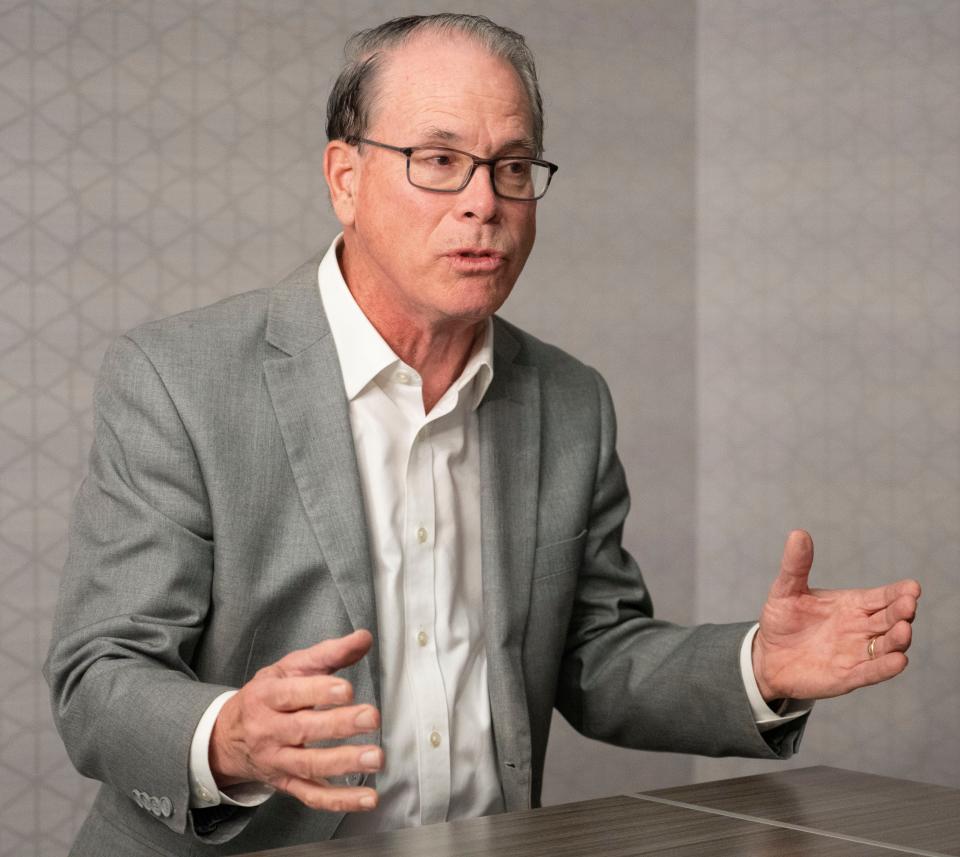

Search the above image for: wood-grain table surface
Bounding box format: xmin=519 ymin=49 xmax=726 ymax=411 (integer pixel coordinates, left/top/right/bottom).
xmin=237 ymin=766 xmax=960 ymax=857
xmin=643 ymin=765 xmax=960 ymax=856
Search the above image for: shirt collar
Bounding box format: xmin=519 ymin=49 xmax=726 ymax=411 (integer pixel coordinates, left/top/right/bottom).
xmin=453 ymin=317 xmax=495 ymax=412
xmin=317 ymin=234 xmax=495 ymax=410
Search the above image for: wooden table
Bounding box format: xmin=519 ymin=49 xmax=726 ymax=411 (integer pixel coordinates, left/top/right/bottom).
xmin=644 ymin=765 xmax=960 ymax=856
xmin=238 ymin=766 xmax=960 ymax=857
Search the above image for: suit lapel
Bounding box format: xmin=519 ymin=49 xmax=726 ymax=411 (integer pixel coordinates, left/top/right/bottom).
xmin=262 ymin=263 xmax=380 ymax=703
xmin=479 ymin=318 xmax=540 ymax=809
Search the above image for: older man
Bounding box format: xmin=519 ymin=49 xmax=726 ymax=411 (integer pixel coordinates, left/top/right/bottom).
xmin=45 ymin=13 xmax=920 ymax=857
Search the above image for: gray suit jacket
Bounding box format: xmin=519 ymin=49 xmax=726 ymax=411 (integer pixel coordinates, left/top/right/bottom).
xmin=45 ymin=256 xmax=805 ymax=856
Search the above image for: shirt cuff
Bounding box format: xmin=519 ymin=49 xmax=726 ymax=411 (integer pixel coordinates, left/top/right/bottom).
xmin=189 ymin=690 xmax=275 ymax=808
xmin=739 ymin=624 xmax=813 ymax=733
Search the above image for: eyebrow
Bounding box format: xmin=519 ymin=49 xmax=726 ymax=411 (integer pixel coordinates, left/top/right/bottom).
xmin=416 ymin=126 xmax=538 ymax=156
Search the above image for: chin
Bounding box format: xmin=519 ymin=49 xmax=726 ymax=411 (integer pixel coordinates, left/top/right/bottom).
xmin=452 ymin=278 xmax=514 ymax=313
xmin=448 ymin=295 xmax=510 ymax=323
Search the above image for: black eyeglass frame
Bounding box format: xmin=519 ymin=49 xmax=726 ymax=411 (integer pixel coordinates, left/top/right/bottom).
xmin=350 ymin=137 xmax=559 ymax=201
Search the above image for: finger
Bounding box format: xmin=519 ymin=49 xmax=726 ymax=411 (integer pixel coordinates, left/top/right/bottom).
xmin=858 ymin=579 xmax=922 ymax=613
xmin=270 ymin=630 xmax=373 ymax=678
xmin=840 ymin=651 xmax=908 ymax=694
xmin=277 ymin=705 xmax=380 ymax=746
xmin=768 ymin=530 xmax=814 ymax=598
xmin=272 ymin=743 xmax=384 ymax=782
xmin=260 ymin=674 xmax=355 ymax=712
xmin=865 ymin=594 xmax=918 ymax=635
xmin=870 ymin=620 xmax=913 ymax=658
xmin=277 ymin=777 xmax=378 ymax=813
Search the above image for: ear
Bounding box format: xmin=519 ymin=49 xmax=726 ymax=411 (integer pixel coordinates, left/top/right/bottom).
xmin=324 ymin=140 xmax=359 ymax=227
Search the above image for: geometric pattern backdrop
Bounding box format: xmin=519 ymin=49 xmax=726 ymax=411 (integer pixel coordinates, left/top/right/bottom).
xmin=1 ymin=1 xmax=955 ymax=854
xmin=0 ymin=3 xmax=339 ymax=853
xmin=0 ymin=2 xmax=700 ymax=853
xmin=694 ymin=0 xmax=960 ymax=788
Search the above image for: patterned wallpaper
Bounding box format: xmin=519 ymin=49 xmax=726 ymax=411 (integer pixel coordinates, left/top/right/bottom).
xmin=694 ymin=0 xmax=960 ymax=787
xmin=0 ymin=1 xmax=698 ymax=852
xmin=1 ymin=3 xmax=340 ymax=853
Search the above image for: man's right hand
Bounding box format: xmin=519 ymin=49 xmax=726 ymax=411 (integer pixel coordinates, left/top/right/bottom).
xmin=209 ymin=629 xmax=381 ymax=813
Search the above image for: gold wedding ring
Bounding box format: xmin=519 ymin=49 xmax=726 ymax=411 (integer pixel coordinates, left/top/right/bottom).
xmin=867 ymin=637 xmax=877 ymax=659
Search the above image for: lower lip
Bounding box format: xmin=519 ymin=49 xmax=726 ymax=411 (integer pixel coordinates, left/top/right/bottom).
xmin=446 ymin=254 xmax=505 ymax=273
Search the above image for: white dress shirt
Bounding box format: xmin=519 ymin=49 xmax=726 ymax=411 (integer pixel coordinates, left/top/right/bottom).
xmin=187 ymin=235 xmax=809 ymax=825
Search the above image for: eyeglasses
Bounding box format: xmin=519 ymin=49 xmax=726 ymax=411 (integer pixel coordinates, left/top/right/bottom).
xmin=351 ymin=138 xmax=558 ymax=201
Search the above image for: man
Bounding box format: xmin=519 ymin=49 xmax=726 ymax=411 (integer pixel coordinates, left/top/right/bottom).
xmin=45 ymin=13 xmax=920 ymax=857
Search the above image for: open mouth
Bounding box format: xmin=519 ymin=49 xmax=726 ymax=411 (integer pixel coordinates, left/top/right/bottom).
xmin=452 ymin=249 xmax=503 ymax=258
xmin=447 ymin=251 xmax=505 ymax=272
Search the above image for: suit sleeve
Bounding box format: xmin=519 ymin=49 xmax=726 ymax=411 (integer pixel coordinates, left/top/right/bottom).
xmin=554 ymin=368 xmax=807 ymax=759
xmin=42 ymin=334 xmax=258 ymax=842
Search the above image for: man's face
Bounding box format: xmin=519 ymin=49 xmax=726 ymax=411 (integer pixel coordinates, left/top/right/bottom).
xmin=334 ymin=34 xmax=539 ymax=327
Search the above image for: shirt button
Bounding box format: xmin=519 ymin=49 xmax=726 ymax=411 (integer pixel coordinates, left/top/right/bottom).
xmin=396 ymin=371 xmax=410 ymax=384
xmin=416 ymin=527 xmax=428 ymax=544
xmin=429 ymin=731 xmax=442 ymax=748
xmin=417 ymin=630 xmax=429 ymax=647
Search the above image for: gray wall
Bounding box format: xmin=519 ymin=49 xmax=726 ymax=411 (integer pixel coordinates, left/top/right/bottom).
xmin=692 ymin=0 xmax=960 ymax=788
xmin=0 ymin=1 xmax=956 ymax=855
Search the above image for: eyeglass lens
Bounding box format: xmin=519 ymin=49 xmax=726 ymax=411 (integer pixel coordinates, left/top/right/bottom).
xmin=408 ymin=149 xmax=551 ymax=199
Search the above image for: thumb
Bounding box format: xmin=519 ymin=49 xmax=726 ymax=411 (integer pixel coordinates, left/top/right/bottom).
xmin=768 ymin=530 xmax=814 ymax=598
xmin=272 ymin=629 xmax=373 ymax=677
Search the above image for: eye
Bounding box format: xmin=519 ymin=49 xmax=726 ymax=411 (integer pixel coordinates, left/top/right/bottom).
xmin=497 ymin=159 xmax=532 ymax=180
xmin=412 ymin=149 xmax=463 ymax=171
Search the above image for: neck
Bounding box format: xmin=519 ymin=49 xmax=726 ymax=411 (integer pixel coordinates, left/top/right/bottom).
xmin=339 ymin=243 xmax=485 ymax=413
xmin=374 ymin=299 xmax=484 ymax=413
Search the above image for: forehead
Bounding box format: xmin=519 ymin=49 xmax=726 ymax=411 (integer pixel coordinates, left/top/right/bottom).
xmin=368 ymin=33 xmax=534 ymax=147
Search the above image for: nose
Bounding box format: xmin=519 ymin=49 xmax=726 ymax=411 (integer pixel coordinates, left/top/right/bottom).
xmin=455 ymin=163 xmax=500 ymax=223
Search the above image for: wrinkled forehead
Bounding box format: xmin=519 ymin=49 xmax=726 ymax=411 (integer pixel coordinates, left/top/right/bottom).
xmin=364 ymin=33 xmax=536 ymax=146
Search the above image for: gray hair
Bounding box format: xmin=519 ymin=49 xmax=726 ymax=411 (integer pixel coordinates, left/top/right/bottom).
xmin=326 ymin=14 xmax=544 ymax=155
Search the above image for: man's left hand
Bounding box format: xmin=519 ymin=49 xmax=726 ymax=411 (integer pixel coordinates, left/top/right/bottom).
xmin=752 ymin=530 xmax=921 ymax=702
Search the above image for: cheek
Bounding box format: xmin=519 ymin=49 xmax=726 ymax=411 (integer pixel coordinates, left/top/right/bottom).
xmin=358 ymin=191 xmax=428 ymax=256
xmin=376 ymin=190 xmax=445 ymax=242
xmin=525 ymin=210 xmax=537 ymax=251
xmin=512 ymin=209 xmax=537 ymax=264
